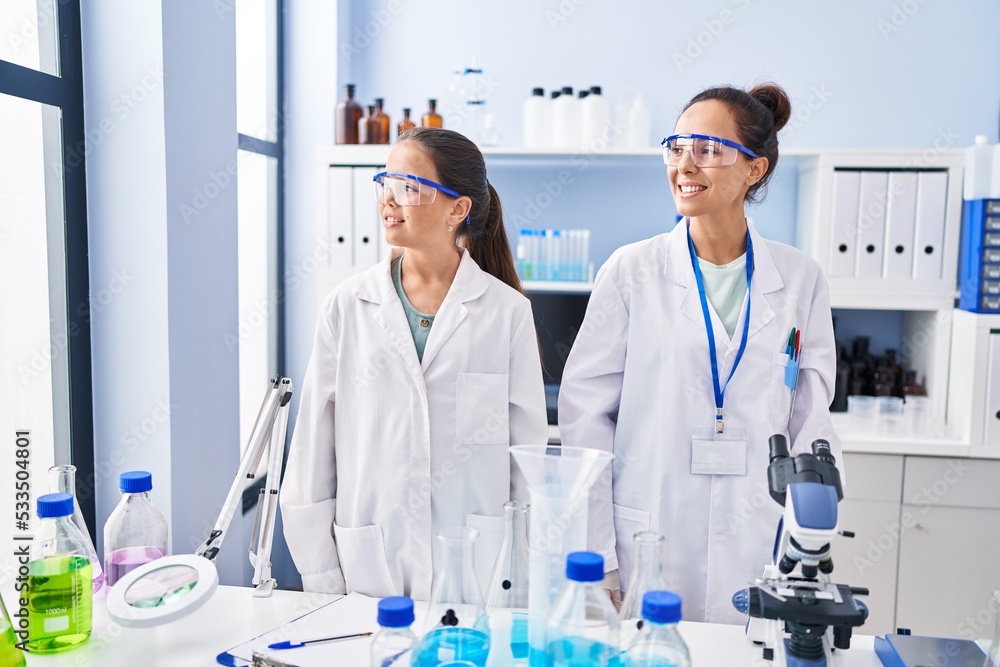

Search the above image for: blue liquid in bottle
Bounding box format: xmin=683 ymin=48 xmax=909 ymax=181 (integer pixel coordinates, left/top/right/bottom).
xmin=546 ymin=637 xmax=622 ymax=667
xmin=413 ymin=627 xmax=489 ymax=667
xmin=510 ymin=611 xmax=529 ymax=660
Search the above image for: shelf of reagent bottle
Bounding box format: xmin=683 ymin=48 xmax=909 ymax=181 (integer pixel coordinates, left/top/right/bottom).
xmin=834 ymin=413 xmax=969 ymax=457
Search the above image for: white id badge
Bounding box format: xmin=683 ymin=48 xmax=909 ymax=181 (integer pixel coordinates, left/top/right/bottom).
xmin=690 ymin=427 xmax=748 ymax=475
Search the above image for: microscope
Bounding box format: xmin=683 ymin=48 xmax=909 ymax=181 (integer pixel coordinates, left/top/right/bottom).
xmin=732 ymin=435 xmax=869 ymax=667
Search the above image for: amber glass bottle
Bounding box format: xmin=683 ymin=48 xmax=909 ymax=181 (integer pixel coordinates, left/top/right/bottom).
xmin=359 ymin=105 xmax=382 ymax=144
xmin=398 ymin=108 xmax=416 ymax=138
xmin=374 ymin=98 xmax=390 ymax=144
xmin=421 ymin=99 xmax=443 ymax=128
xmin=335 ymin=83 xmax=363 ymax=144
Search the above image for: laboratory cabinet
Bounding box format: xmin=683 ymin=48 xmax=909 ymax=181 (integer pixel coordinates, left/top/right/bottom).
xmin=947 ymin=310 xmax=1000 ymax=458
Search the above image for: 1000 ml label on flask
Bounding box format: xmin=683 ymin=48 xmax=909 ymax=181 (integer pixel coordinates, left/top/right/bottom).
xmin=26 ymin=555 xmax=92 ymax=653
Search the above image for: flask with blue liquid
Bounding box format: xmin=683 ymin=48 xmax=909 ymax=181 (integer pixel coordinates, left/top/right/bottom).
xmin=624 ymin=591 xmax=690 ymax=667
xmin=545 ymin=551 xmax=621 ymax=666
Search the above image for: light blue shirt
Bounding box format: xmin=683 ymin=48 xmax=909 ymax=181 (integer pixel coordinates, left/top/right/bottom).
xmin=697 ymin=254 xmax=748 ymax=339
xmin=391 ymin=256 xmax=435 ymax=362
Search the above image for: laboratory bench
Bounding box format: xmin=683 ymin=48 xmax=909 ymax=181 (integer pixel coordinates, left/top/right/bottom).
xmin=1 ymin=584 xmax=899 ymax=666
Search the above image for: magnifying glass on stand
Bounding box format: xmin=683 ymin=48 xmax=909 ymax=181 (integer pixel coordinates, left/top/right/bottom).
xmin=106 ymin=376 xmax=293 ymax=628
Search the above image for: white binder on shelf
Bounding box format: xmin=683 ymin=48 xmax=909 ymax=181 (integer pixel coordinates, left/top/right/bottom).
xmin=854 ymin=171 xmax=888 ymax=278
xmin=882 ymin=171 xmax=918 ymax=279
xmin=325 ymin=167 xmax=355 ymax=269
xmin=353 ymin=167 xmax=382 ymax=268
xmin=828 ymin=170 xmax=861 ymax=277
xmin=912 ymin=171 xmax=949 ymax=280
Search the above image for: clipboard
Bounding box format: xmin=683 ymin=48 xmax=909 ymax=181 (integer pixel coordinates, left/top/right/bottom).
xmin=216 ymin=592 xmax=383 ymax=666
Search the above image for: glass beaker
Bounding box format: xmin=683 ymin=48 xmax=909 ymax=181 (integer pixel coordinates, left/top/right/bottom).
xmin=48 ymin=465 xmax=104 ymax=593
xmin=619 ymin=531 xmax=667 ymax=632
xmin=984 ymin=590 xmax=1000 ymax=667
xmin=485 ymin=500 xmax=529 ymax=660
xmin=413 ymin=527 xmax=489 ymax=667
xmin=1 ymin=593 xmax=26 ymax=667
xmin=509 ymin=445 xmax=614 ymax=667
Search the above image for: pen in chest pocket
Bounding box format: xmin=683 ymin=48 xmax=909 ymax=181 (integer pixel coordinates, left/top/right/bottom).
xmin=784 ymin=327 xmax=803 ymax=422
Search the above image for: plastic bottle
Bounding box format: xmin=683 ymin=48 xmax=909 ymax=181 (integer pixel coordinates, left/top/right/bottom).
xmin=398 ymin=108 xmax=416 ymax=138
xmin=627 ymin=95 xmax=651 ymax=150
xmin=523 ymin=88 xmax=549 ymax=149
xmin=624 ymin=591 xmax=691 ymax=667
xmin=48 ymin=465 xmax=103 ymax=593
xmin=421 ymin=99 xmax=443 ymax=128
xmin=0 ymin=595 xmax=26 ymax=667
xmin=335 ymin=83 xmax=363 ymax=144
xmin=485 ymin=611 xmax=515 ymax=667
xmin=360 ymin=105 xmax=382 ymax=145
xmin=581 ymin=85 xmax=610 ymax=151
xmin=374 ymin=98 xmax=391 ymax=145
xmin=26 ymin=493 xmax=92 ymax=653
xmin=481 ymin=112 xmax=499 ymax=147
xmin=371 ymin=596 xmax=416 ymax=667
xmin=552 ymin=87 xmax=581 ymax=150
xmin=964 ymin=134 xmax=993 ymax=200
xmin=545 ymin=551 xmax=621 ymax=666
xmin=103 ymin=471 xmax=169 ymax=587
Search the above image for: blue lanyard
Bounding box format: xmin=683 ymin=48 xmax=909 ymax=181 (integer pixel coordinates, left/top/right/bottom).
xmin=686 ymin=222 xmax=754 ymax=433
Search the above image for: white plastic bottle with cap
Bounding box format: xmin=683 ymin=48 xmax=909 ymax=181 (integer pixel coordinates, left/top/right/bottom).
xmin=965 ymin=134 xmax=993 ymax=200
xmin=627 ymin=95 xmax=651 ymax=150
xmin=552 ymin=86 xmax=581 ymax=150
xmin=581 ymin=85 xmax=610 ymax=150
xmin=523 ymin=88 xmax=549 ymax=149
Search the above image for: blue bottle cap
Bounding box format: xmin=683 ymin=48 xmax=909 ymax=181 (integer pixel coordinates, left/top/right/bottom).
xmin=642 ymin=591 xmax=682 ymax=624
xmin=37 ymin=493 xmax=74 ymax=518
xmin=565 ymin=551 xmax=604 ymax=583
xmin=377 ymin=596 xmax=415 ymax=628
xmin=120 ymin=471 xmax=153 ymax=493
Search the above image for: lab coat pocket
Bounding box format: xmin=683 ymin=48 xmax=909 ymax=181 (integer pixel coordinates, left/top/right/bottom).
xmin=769 ymin=352 xmax=792 ymax=430
xmin=333 ymin=523 xmax=396 ymax=597
xmin=466 ymin=513 xmax=505 ymax=595
xmin=613 ymin=503 xmax=651 ymax=593
xmin=456 ymin=373 xmax=510 ymax=445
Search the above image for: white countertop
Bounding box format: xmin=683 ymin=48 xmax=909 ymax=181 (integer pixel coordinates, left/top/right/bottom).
xmin=0 ymin=584 xmax=890 ymax=666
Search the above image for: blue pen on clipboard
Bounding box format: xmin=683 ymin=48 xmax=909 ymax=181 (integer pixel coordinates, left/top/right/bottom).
xmin=785 ymin=327 xmax=802 ymax=421
xmin=268 ymin=631 xmax=373 ymax=650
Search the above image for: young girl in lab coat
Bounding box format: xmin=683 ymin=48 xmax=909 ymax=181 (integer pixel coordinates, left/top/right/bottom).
xmin=281 ymin=128 xmax=548 ymax=599
xmin=559 ymin=84 xmax=842 ymax=624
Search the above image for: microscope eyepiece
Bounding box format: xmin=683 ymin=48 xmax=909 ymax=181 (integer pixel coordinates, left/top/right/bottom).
xmin=769 ymin=434 xmax=790 ymax=463
xmin=812 ymin=439 xmax=836 ymax=466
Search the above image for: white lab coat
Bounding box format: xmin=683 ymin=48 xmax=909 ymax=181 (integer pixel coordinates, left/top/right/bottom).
xmin=281 ymin=248 xmax=548 ymax=599
xmin=558 ymin=220 xmax=842 ymax=624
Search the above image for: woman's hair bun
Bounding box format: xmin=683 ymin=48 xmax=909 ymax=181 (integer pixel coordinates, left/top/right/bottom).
xmin=749 ymin=83 xmax=791 ymax=133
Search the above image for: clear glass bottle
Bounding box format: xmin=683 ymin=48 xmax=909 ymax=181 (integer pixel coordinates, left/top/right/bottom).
xmin=413 ymin=527 xmax=489 ymax=666
xmin=48 ymin=465 xmax=103 ymax=593
xmin=103 ymin=471 xmax=169 ymax=587
xmin=0 ymin=595 xmax=26 ymax=667
xmin=371 ymin=597 xmax=416 ymax=667
xmin=26 ymin=493 xmax=92 ymax=653
xmin=624 ymin=591 xmax=691 ymax=667
xmin=421 ymin=99 xmax=443 ymax=129
xmin=374 ymin=98 xmax=391 ymax=145
xmin=485 ymin=501 xmax=529 ymax=660
xmin=398 ymin=108 xmax=416 ymax=138
xmin=545 ymin=551 xmax=621 ymax=667
xmin=360 ymin=105 xmax=382 ymax=145
xmin=335 ymin=83 xmax=363 ymax=144
xmin=984 ymin=589 xmax=1000 ymax=667
xmin=620 ymin=531 xmax=667 ymax=630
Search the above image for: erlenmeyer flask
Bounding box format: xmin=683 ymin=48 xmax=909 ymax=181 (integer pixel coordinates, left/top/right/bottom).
xmin=1 ymin=593 xmax=26 ymax=667
xmin=414 ymin=527 xmax=490 ymax=666
xmin=49 ymin=465 xmax=105 ymax=593
xmin=985 ymin=590 xmax=1000 ymax=667
xmin=485 ymin=501 xmax=529 ymax=660
xmin=619 ymin=531 xmax=667 ymax=635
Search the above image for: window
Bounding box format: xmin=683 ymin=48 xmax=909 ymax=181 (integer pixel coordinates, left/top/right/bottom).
xmin=235 ymin=0 xmax=284 ymax=500
xmin=1 ymin=1 xmax=94 ymax=539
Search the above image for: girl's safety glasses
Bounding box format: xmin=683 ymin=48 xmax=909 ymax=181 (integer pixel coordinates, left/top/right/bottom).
xmin=661 ymin=133 xmax=758 ymax=168
xmin=373 ymin=171 xmax=462 ymax=206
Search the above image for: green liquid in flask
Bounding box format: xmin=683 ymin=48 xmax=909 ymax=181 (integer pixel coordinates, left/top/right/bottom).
xmin=26 ymin=555 xmax=92 ymax=653
xmin=0 ymin=609 xmax=26 ymax=667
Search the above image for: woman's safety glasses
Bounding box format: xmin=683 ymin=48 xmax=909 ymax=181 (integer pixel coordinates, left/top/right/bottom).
xmin=661 ymin=133 xmax=758 ymax=168
xmin=373 ymin=171 xmax=462 ymax=206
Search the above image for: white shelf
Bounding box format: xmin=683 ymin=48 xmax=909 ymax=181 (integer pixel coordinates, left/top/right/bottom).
xmin=828 ymin=279 xmax=958 ymax=311
xmin=523 ymin=280 xmax=594 ymax=293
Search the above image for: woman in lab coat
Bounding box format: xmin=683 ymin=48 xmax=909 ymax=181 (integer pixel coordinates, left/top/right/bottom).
xmin=558 ymin=84 xmax=842 ymax=624
xmin=281 ymin=128 xmax=548 ymax=598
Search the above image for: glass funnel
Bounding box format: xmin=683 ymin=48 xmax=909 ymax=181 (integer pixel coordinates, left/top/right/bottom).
xmin=49 ymin=465 xmax=104 ymax=593
xmin=985 ymin=590 xmax=1000 ymax=667
xmin=619 ymin=531 xmax=667 ymax=635
xmin=413 ymin=527 xmax=489 ymax=666
xmin=485 ymin=500 xmax=529 ymax=660
xmin=509 ymin=445 xmax=614 ymax=667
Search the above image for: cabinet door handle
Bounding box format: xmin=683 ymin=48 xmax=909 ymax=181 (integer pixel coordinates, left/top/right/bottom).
xmin=914 ymin=523 xmax=924 ymax=531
